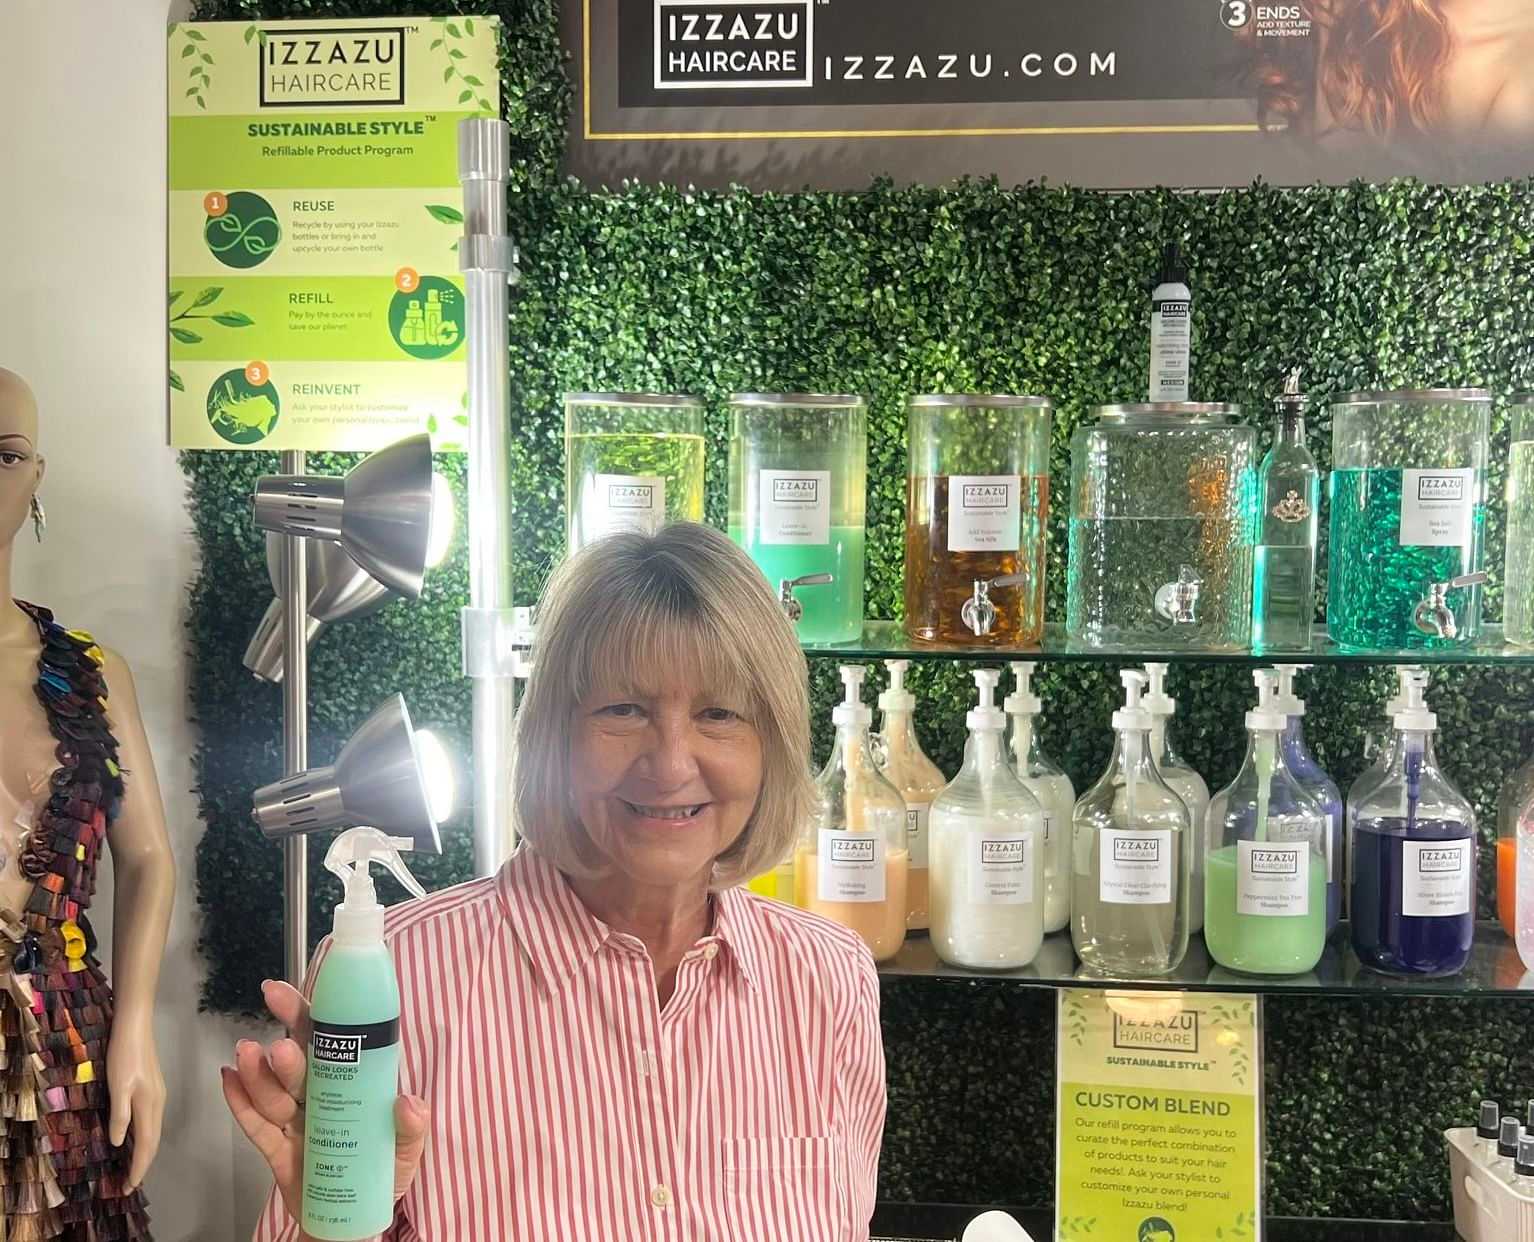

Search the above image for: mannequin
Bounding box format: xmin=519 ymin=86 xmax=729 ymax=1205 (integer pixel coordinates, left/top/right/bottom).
xmin=0 ymin=367 xmax=173 ymax=1239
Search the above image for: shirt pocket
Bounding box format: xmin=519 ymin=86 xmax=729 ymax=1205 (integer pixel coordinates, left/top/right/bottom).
xmin=719 ymin=1136 xmax=849 ymax=1242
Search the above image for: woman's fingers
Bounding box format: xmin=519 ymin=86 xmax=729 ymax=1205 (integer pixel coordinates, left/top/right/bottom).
xmin=233 ymin=1039 xmax=303 ymax=1130
xmin=268 ymin=1036 xmax=307 ymax=1103
xmin=221 ymin=1066 xmax=301 ymax=1194
xmin=393 ymin=1095 xmax=431 ymax=1202
xmin=262 ymin=979 xmax=311 ymax=1043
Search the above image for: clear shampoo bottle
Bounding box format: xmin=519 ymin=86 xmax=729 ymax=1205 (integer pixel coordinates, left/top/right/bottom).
xmin=1005 ymin=661 xmax=1075 ymax=933
xmin=872 ymin=659 xmax=947 ymax=931
xmin=1143 ymin=663 xmax=1209 ymax=933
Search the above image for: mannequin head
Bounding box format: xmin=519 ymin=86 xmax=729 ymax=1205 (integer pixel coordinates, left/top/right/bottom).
xmin=0 ymin=368 xmax=45 ymax=552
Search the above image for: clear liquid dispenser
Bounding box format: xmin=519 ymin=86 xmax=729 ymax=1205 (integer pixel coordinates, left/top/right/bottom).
xmin=1505 ymin=395 xmax=1534 ymax=647
xmin=1142 ymin=663 xmax=1209 ymax=934
xmin=872 ymin=660 xmax=948 ymax=931
xmin=1271 ymin=664 xmax=1344 ymax=936
xmin=1005 ymin=662 xmax=1075 ymax=934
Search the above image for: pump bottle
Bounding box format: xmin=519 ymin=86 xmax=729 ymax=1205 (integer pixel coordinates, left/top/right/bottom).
xmin=1271 ymin=664 xmax=1344 ymax=936
xmin=929 ymin=670 xmax=1046 ymax=969
xmin=1204 ymin=671 xmax=1328 ymax=975
xmin=1148 ymin=242 xmax=1192 ymax=402
xmin=872 ymin=659 xmax=948 ymax=932
xmin=1496 ymin=750 xmax=1534 ymax=948
xmin=303 ymin=828 xmax=427 ymax=1241
xmin=1070 ymin=670 xmax=1192 ymax=976
xmin=1344 ymin=665 xmax=1425 ymax=906
xmin=1350 ymin=677 xmax=1477 ymax=976
xmin=1142 ymin=663 xmax=1208 ymax=933
xmin=795 ymin=665 xmax=909 ymax=961
xmin=1005 ymin=662 xmax=1074 ymax=933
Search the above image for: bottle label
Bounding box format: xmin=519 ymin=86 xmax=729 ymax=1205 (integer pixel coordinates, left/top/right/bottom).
xmin=758 ymin=469 xmax=830 ymax=545
xmin=587 ymin=474 xmax=665 ymax=539
xmin=1400 ymin=838 xmax=1473 ymax=918
xmin=1398 ymin=468 xmax=1475 ymax=548
xmin=1099 ymin=828 xmax=1173 ymax=905
xmin=946 ymin=474 xmax=1021 ymax=553
xmin=1149 ymin=299 xmax=1190 ymax=402
xmin=967 ymin=829 xmax=1036 ymax=906
xmin=817 ymin=828 xmax=886 ymax=903
xmin=1236 ymin=840 xmax=1309 ymax=917
xmin=304 ymin=1017 xmax=401 ymax=1226
xmin=905 ymin=803 xmax=930 ymax=869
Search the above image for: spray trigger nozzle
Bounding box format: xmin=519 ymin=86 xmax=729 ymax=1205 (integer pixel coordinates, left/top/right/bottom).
xmin=326 ymin=827 xmax=427 ymax=901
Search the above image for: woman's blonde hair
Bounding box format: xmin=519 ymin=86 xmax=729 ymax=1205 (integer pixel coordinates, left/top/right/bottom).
xmin=512 ymin=523 xmax=815 ymax=888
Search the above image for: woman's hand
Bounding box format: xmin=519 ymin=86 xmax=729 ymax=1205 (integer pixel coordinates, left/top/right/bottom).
xmin=221 ymin=979 xmax=431 ymax=1222
xmin=105 ymin=1016 xmax=166 ymax=1191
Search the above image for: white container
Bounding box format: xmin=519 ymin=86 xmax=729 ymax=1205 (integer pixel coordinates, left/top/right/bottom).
xmin=1447 ymin=1126 xmax=1534 ymax=1242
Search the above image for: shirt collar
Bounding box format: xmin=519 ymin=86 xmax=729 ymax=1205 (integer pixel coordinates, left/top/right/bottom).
xmin=498 ymin=847 xmax=764 ymax=994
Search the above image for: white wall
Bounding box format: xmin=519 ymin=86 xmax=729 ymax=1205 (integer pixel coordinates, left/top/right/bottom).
xmin=1 ymin=3 xmax=270 ymax=1238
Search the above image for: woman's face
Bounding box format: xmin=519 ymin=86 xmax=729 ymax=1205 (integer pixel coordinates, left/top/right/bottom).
xmin=571 ymin=665 xmax=763 ymax=892
xmin=0 ymin=370 xmax=43 ymax=550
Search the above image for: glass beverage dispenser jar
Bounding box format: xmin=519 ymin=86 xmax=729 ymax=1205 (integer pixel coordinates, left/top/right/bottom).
xmin=1504 ymin=394 xmax=1534 ymax=648
xmin=1066 ymin=403 xmax=1257 ymax=650
xmin=904 ymin=395 xmax=1052 ymax=646
xmin=727 ymin=393 xmax=867 ymax=643
xmin=1327 ymin=389 xmax=1490 ymax=650
xmin=564 ymin=393 xmax=706 ymax=555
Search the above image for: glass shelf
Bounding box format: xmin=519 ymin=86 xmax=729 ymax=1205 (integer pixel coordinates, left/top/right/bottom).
xmin=878 ymin=922 xmax=1532 ymax=999
xmin=802 ymin=621 xmax=1534 ymax=666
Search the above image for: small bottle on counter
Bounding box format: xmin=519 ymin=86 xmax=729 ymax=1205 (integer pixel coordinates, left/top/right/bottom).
xmin=1005 ymin=662 xmax=1075 ymax=934
xmin=1351 ymin=676 xmax=1477 ymax=977
xmin=929 ymin=669 xmax=1046 ymax=970
xmin=1515 ymin=1135 xmax=1534 ymax=1186
xmin=1148 ymin=242 xmax=1192 ymax=402
xmin=1204 ymin=671 xmax=1328 ymax=976
xmin=1475 ymin=1100 xmax=1504 ymax=1164
xmin=1071 ymin=670 xmax=1192 ymax=976
xmin=872 ymin=659 xmax=948 ymax=933
xmin=1252 ymin=370 xmax=1320 ymax=650
xmin=795 ymin=665 xmax=909 ymax=962
xmin=1499 ymin=1116 xmax=1523 ymax=1162
xmin=1271 ymin=664 xmax=1344 ymax=937
xmin=1142 ymin=663 xmax=1209 ymax=933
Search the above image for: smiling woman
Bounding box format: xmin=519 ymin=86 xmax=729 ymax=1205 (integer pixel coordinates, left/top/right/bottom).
xmin=231 ymin=523 xmax=887 ymax=1242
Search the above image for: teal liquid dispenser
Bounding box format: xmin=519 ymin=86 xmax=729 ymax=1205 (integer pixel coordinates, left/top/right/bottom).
xmin=303 ymin=828 xmax=427 ymax=1241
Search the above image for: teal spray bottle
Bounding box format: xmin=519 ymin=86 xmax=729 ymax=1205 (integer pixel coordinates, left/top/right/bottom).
xmin=302 ymin=828 xmax=426 ymax=1240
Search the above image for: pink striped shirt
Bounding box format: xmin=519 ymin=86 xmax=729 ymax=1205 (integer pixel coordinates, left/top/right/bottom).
xmin=252 ymin=847 xmax=886 ymax=1242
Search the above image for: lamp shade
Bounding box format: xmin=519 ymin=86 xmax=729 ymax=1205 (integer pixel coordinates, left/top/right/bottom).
xmin=251 ymin=433 xmax=436 ymax=598
xmin=252 ymin=695 xmax=446 ymax=855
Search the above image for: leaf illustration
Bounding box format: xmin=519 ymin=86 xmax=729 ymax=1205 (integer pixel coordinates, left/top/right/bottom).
xmin=427 ymin=414 xmax=439 ymax=434
xmin=244 ymin=24 xmax=256 ymax=43
xmin=186 ymin=28 xmax=205 ymax=41
xmin=446 ymin=22 xmax=461 ymax=37
xmin=169 ymin=290 xmax=183 ymax=306
xmin=186 ymin=86 xmax=199 ymax=97
xmin=170 ymin=326 xmax=203 ymax=344
xmin=443 ymin=66 xmax=455 ymax=83
xmin=458 ymin=88 xmax=473 ymax=104
xmin=200 ymin=52 xmax=214 ymax=65
xmin=437 ymin=440 xmax=463 ymax=453
xmin=196 ymin=97 xmax=206 ymax=110
xmin=453 ymin=414 xmax=470 ymax=427
xmin=462 ymin=74 xmax=483 ymax=87
xmin=449 ymin=48 xmax=466 ymax=60
xmin=477 ymin=97 xmax=491 ymax=111
xmin=466 ymin=19 xmax=475 ymax=34
xmin=431 ymin=38 xmax=443 ymax=50
xmin=169 ymin=370 xmax=184 ymax=392
xmin=426 ymin=204 xmax=464 ymax=225
xmin=212 ymin=312 xmax=254 ymax=328
xmin=192 ymin=287 xmax=223 ymax=308
xmin=182 ymin=43 xmax=196 ymax=58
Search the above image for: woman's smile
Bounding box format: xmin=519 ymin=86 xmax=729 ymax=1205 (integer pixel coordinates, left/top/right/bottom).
xmin=617 ymin=797 xmax=713 ymax=827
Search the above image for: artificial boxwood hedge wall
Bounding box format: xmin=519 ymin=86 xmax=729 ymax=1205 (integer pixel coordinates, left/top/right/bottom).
xmin=190 ymin=0 xmax=1534 ymax=1221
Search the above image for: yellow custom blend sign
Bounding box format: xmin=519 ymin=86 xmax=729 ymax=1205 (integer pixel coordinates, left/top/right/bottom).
xmin=167 ymin=17 xmax=499 ymax=450
xmin=1055 ymin=989 xmax=1262 ymax=1242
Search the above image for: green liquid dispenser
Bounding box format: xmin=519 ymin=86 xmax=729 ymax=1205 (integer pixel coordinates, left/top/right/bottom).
xmin=1005 ymin=662 xmax=1075 ymax=934
xmin=1070 ymin=670 xmax=1192 ymax=976
xmin=1142 ymin=663 xmax=1209 ymax=934
xmin=303 ymin=828 xmax=427 ymax=1241
xmin=1204 ymin=671 xmax=1328 ymax=975
xmin=929 ymin=669 xmax=1046 ymax=970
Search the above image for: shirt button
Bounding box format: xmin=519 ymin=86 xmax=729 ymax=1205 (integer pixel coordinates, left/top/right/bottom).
xmin=651 ymin=1184 xmax=672 ymax=1209
xmin=703 ymin=943 xmax=719 ymax=961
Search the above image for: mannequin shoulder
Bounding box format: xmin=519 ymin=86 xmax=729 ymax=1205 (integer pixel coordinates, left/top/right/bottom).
xmin=97 ymin=644 xmax=144 ymax=707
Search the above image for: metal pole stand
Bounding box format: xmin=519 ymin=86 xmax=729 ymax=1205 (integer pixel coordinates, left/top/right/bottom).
xmin=458 ymin=117 xmax=520 ymax=876
xmin=280 ymin=450 xmax=309 ymax=985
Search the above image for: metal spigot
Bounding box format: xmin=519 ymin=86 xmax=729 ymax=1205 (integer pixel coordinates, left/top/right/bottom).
xmin=778 ymin=572 xmax=833 ymax=623
xmin=961 ymin=573 xmax=1027 ymax=637
xmin=1412 ymin=571 xmax=1488 ymax=640
xmin=1153 ymin=566 xmax=1203 ymax=625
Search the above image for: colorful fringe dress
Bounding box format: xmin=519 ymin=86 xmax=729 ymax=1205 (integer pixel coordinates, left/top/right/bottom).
xmin=0 ymin=604 xmax=151 ymax=1240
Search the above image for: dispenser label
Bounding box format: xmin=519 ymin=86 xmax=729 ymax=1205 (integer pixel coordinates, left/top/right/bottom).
xmin=905 ymin=803 xmax=930 ymax=869
xmin=1399 ymin=468 xmax=1476 ymax=547
xmin=817 ymin=829 xmax=886 ymax=903
xmin=1401 ymin=838 xmax=1473 ymax=917
xmin=1099 ymin=829 xmax=1173 ymax=905
xmin=758 ymin=469 xmax=831 ymax=544
xmin=968 ymin=829 xmax=1036 ymax=905
xmin=1236 ymin=840 xmax=1309 ymax=917
xmin=947 ymin=474 xmax=1021 ymax=552
xmin=589 ymin=474 xmax=666 ymax=538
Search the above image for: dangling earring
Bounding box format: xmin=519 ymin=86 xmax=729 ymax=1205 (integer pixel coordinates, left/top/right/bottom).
xmin=29 ymin=495 xmax=45 ymax=543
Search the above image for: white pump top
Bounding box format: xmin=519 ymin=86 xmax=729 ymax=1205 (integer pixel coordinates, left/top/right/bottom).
xmin=967 ymin=668 xmax=1006 ymax=732
xmin=1392 ymin=675 xmax=1437 ymax=733
xmin=1271 ymin=663 xmax=1309 ymax=717
xmin=833 ymin=664 xmax=873 ymax=729
xmin=326 ymin=826 xmax=427 ymax=947
xmin=1247 ymin=669 xmax=1288 ymax=732
xmin=1386 ymin=665 xmax=1426 ymax=717
xmin=1113 ymin=669 xmax=1152 ymax=731
xmin=1004 ymin=661 xmax=1041 ymax=717
xmin=1142 ymin=662 xmax=1175 ymax=717
xmin=879 ymin=659 xmax=915 ymax=713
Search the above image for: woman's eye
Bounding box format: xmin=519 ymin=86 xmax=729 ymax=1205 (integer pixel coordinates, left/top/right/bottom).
xmin=701 ymin=707 xmax=740 ymax=724
xmin=0 ymin=452 xmax=24 ymax=467
xmin=599 ymin=702 xmax=642 ymax=719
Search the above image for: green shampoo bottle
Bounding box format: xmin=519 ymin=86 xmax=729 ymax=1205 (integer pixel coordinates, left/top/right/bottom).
xmin=302 ymin=828 xmax=426 ymax=1240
